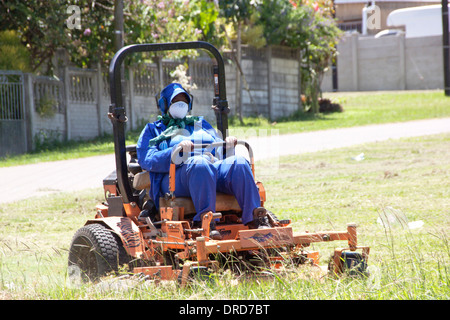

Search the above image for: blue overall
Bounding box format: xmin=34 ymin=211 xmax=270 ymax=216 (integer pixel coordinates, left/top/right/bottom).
xmin=136 ymin=117 xmax=260 ymax=224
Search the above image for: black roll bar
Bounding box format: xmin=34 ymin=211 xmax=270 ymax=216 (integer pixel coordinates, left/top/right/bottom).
xmin=108 ymin=42 xmax=230 ymax=204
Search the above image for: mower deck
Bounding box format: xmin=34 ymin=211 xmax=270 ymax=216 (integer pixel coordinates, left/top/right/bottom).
xmin=87 ymin=206 xmax=369 ymax=285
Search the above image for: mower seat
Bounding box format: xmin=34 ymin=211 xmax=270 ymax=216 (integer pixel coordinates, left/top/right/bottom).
xmin=159 ymin=193 xmax=241 ymax=215
xmin=132 ymin=171 xmax=241 ymax=214
xmin=133 ymin=171 xmax=151 ymax=190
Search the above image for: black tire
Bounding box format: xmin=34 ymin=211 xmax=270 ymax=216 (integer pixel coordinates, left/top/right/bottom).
xmin=328 ymin=252 xmax=368 ymax=278
xmin=341 ymin=252 xmax=368 ymax=277
xmin=68 ymin=223 xmax=129 ymax=282
xmin=266 ymin=210 xmax=280 ymax=223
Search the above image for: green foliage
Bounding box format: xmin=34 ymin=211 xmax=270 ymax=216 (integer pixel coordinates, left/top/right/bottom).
xmin=219 ymin=0 xmax=267 ymax=49
xmin=256 ymin=0 xmax=342 ymax=113
xmin=33 ymin=129 xmax=63 ymax=151
xmin=240 ymin=23 xmax=266 ymax=49
xmin=0 ymin=0 xmax=206 ymax=73
xmin=65 ymin=0 xmax=116 ymax=68
xmin=0 ymin=0 xmax=69 ymax=74
xmin=127 ymin=0 xmax=203 ymax=59
xmin=216 ymin=0 xmax=342 ymax=113
xmin=0 ymin=0 xmax=342 ymax=98
xmin=35 ymin=94 xmax=57 ymax=118
xmin=257 ymin=0 xmax=300 ymax=47
xmin=65 ymin=0 xmax=204 ymax=67
xmin=0 ymin=30 xmax=31 ymax=72
xmin=0 ymin=0 xmax=341 ymax=115
xmin=188 ymin=0 xmax=219 ymax=43
xmin=219 ymin=0 xmax=255 ymax=22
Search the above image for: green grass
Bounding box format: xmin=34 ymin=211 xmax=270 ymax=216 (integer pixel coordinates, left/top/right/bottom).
xmin=230 ymin=90 xmax=450 ymax=134
xmin=0 ymin=133 xmax=449 ymax=300
xmin=1 ymin=90 xmax=449 ymax=167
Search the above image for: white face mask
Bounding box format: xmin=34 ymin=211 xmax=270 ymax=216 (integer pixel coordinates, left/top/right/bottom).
xmin=169 ymin=101 xmax=188 ymax=119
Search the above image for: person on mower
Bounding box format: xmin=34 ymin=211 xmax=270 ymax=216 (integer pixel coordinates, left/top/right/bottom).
xmin=136 ymin=83 xmax=270 ymax=238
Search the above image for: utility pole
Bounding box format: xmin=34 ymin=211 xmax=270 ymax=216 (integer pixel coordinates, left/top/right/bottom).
xmin=114 ymin=0 xmax=124 ymax=52
xmin=443 ymin=0 xmax=450 ymax=96
xmin=332 ymin=0 xmax=338 ymax=92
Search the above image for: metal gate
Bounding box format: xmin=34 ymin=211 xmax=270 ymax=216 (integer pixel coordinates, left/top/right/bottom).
xmin=0 ymin=71 xmax=26 ymax=157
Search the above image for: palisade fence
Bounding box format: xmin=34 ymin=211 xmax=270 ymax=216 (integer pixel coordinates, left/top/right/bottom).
xmin=0 ymin=45 xmax=302 ymax=157
xmin=0 ymin=71 xmax=27 ymax=156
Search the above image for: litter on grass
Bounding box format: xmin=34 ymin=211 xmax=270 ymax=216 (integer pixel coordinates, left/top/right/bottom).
xmin=377 ymin=206 xmax=424 ymax=230
xmin=352 ymin=153 xmax=365 ymax=161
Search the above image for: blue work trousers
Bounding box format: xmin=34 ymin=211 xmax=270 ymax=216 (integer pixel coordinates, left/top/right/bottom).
xmin=161 ymin=155 xmax=260 ymax=224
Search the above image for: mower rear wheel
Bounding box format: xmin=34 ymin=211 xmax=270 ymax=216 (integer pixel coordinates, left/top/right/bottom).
xmin=68 ymin=223 xmax=129 ymax=282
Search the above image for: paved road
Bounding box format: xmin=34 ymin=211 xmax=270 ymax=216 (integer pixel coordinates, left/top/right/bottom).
xmin=1 ymin=117 xmax=449 ymax=205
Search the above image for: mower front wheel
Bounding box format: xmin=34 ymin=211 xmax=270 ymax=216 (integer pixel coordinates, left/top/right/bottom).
xmin=328 ymin=251 xmax=368 ymax=278
xmin=68 ymin=223 xmax=129 ymax=282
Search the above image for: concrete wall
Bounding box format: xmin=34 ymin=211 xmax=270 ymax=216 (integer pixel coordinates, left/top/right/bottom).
xmin=322 ymin=32 xmax=444 ymax=92
xmin=270 ymin=57 xmax=300 ymax=119
xmin=225 ymin=46 xmax=301 ymax=120
xmin=405 ymin=35 xmax=444 ymax=89
xmin=335 ymin=1 xmax=441 ymax=34
xmin=239 ymin=58 xmax=270 ymax=118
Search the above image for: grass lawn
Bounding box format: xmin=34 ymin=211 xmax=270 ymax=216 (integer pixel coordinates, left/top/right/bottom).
xmin=230 ymin=90 xmax=450 ymax=133
xmin=1 ymin=90 xmax=449 ymax=167
xmin=0 ymin=133 xmax=448 ymax=300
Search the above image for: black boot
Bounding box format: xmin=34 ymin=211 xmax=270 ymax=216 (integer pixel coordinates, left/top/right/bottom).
xmin=246 ymin=207 xmax=271 ymax=229
xmin=192 ymin=219 xmax=223 ymax=240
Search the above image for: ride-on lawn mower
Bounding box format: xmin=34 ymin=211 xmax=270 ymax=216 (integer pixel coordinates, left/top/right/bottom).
xmin=68 ymin=42 xmax=370 ymax=285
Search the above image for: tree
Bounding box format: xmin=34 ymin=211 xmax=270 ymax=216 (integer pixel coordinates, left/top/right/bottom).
xmin=65 ymin=0 xmax=117 ymax=68
xmin=0 ymin=0 xmax=120 ymax=73
xmin=188 ymin=0 xmax=220 ymax=45
xmin=297 ymin=1 xmax=341 ymax=114
xmin=0 ymin=0 xmax=341 ymax=111
xmin=126 ymin=0 xmax=204 ymax=61
xmin=0 ymin=30 xmax=31 ymax=72
xmin=0 ymin=0 xmax=205 ymax=74
xmin=219 ymin=0 xmax=261 ymax=124
xmin=0 ymin=0 xmax=69 ymax=74
xmin=256 ymin=0 xmax=342 ymax=114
